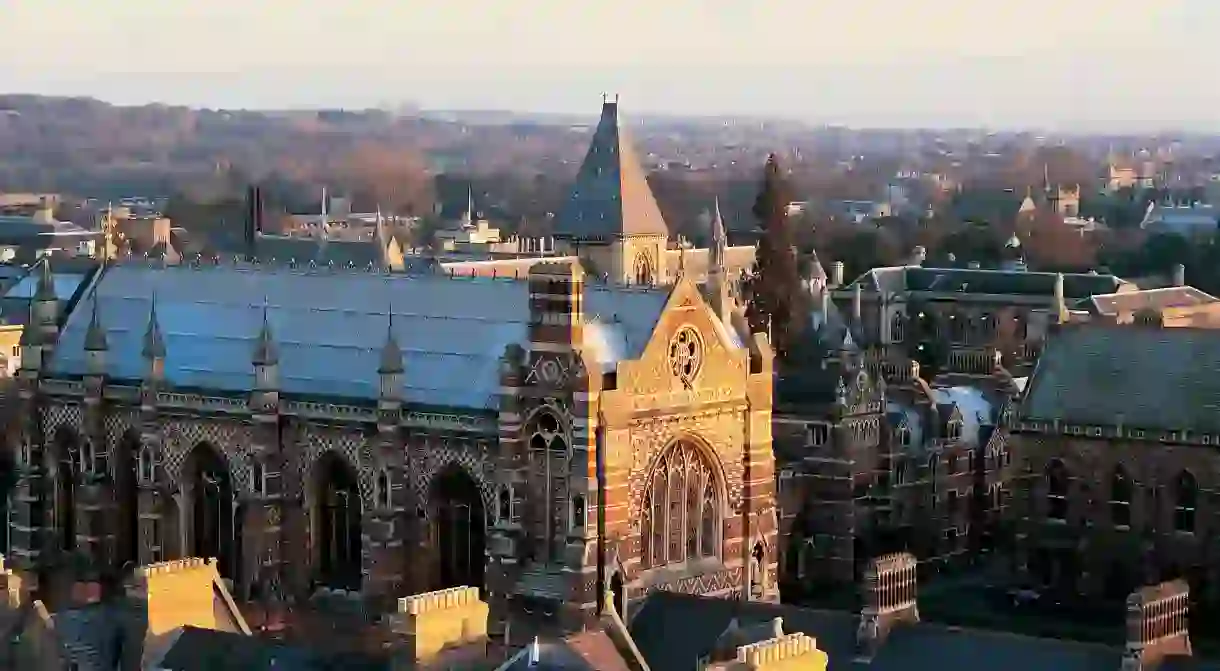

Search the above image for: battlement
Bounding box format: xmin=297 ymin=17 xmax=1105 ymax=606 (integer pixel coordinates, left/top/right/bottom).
xmin=391 ymin=585 xmax=489 ymax=664
xmin=863 ymin=552 xmax=918 ymax=614
xmin=397 ymin=585 xmax=482 ymax=616
xmin=135 ymin=557 xmax=216 ymax=578
xmin=737 ymin=633 xmax=827 ymax=670
xmin=1126 ymin=579 xmax=1190 ymax=648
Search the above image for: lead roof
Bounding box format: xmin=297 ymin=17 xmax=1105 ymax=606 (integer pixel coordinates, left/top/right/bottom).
xmin=48 ymin=263 xmax=670 ymax=409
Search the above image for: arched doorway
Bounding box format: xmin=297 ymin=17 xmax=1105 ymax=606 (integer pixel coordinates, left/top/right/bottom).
xmin=183 ymin=443 xmax=234 ymax=579
xmin=52 ymin=428 xmax=78 ymax=555
xmin=429 ymin=465 xmax=485 ymax=591
xmin=315 ymin=452 xmax=361 ymax=590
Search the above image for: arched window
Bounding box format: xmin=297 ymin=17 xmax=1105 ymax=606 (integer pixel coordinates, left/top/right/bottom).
xmin=251 ymin=459 xmax=268 ymax=498
xmin=1046 ymin=460 xmax=1069 ymax=521
xmin=1110 ymin=466 xmax=1131 ymax=528
xmin=1174 ymin=471 xmax=1197 ymax=533
xmin=497 ymin=485 xmax=513 ymax=525
xmin=375 ymin=468 xmax=391 ymax=510
xmin=528 ymin=410 xmax=569 ymax=563
xmin=946 ymin=418 xmax=963 ymax=441
xmin=138 ymin=447 xmax=155 ymax=485
xmin=891 ymin=313 xmax=904 ymax=343
xmin=79 ymin=440 xmax=97 ymax=477
xmin=571 ymin=494 xmax=585 ymax=530
xmin=897 ymin=426 xmax=912 ymax=448
xmin=633 ymin=252 xmax=654 ymax=286
xmin=640 ymin=441 xmax=720 ymax=569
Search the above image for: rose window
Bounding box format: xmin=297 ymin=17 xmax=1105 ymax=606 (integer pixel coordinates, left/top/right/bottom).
xmin=668 ymin=327 xmax=703 ymax=387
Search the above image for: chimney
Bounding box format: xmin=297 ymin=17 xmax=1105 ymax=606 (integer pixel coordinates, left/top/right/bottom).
xmin=1122 ymin=580 xmax=1192 ymax=670
xmin=708 ymin=633 xmax=829 ymax=671
xmin=1172 ymin=263 xmax=1186 ymax=287
xmin=126 ymin=558 xmax=246 ymax=637
xmin=830 ymin=261 xmax=845 ymax=288
xmin=855 ymin=552 xmax=919 ymax=662
xmin=388 ymin=586 xmax=489 ymax=668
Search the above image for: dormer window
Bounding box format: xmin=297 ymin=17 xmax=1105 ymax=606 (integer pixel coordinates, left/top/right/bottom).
xmin=947 ymin=419 xmax=963 ymax=441
xmin=897 ymin=426 xmax=912 ymax=447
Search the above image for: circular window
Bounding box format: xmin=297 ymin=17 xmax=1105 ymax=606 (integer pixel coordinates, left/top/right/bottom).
xmin=668 ymin=327 xmax=703 ymax=387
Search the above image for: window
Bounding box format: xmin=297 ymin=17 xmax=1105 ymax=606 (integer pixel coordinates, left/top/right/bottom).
xmin=528 ymin=410 xmax=569 ymax=562
xmin=1175 ymin=471 xmax=1197 ymax=533
xmin=947 ymin=454 xmax=960 ymax=475
xmin=251 ymin=459 xmax=269 ymax=498
xmin=137 ymin=447 xmax=154 ymax=485
xmin=375 ymin=468 xmax=391 ymax=509
xmin=1046 ymin=460 xmax=1069 ymax=521
xmin=79 ymin=440 xmax=96 ymax=477
xmin=946 ymin=419 xmax=963 ymax=441
xmin=1110 ymin=466 xmax=1131 ymax=528
xmin=498 ymin=485 xmax=513 ymax=525
xmin=571 ymin=494 xmax=586 ymax=530
xmin=948 ymin=490 xmax=960 ymax=515
xmin=897 ymin=426 xmax=912 ymax=447
xmin=640 ymin=441 xmax=720 ymax=569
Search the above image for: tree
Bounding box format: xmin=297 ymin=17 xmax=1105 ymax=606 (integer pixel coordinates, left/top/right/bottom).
xmin=331 ymin=143 xmax=435 ymax=215
xmin=745 ymin=155 xmax=806 ymax=358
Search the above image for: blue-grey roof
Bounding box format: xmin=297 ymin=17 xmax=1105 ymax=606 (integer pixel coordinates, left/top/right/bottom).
xmin=3 ymin=272 xmax=86 ymax=300
xmin=49 ymin=263 xmax=670 ymax=408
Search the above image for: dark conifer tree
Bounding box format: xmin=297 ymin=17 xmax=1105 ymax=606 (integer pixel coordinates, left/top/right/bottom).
xmin=745 ymin=154 xmax=806 ymax=358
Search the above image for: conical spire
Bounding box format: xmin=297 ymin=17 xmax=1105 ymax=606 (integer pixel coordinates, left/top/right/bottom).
xmin=378 ymin=308 xmax=404 ymax=375
xmin=84 ymin=288 xmax=107 ymax=352
xmin=252 ymin=299 xmax=278 ymax=366
xmin=34 ymin=257 xmax=55 ymax=302
xmin=710 ymin=197 xmax=727 ymax=272
xmin=463 ymin=187 xmax=476 ymax=229
xmin=141 ymin=290 xmax=165 ymax=360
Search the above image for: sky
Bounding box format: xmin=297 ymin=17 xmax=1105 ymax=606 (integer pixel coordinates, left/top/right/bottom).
xmin=2 ymin=0 xmax=1219 ymax=131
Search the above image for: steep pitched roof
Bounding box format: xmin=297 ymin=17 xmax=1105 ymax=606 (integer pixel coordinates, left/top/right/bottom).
xmin=628 ymin=592 xmax=1216 ymax=671
xmin=47 ymin=263 xmax=670 ymax=409
xmin=1020 ymin=325 xmax=1220 ymax=432
xmin=553 ymin=101 xmax=670 ymax=240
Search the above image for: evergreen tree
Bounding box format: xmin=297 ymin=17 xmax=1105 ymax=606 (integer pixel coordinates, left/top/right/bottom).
xmin=745 ymin=154 xmax=806 ymax=358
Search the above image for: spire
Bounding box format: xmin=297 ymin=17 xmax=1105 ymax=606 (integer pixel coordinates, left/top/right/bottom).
xmin=84 ymin=288 xmax=107 ymax=353
xmin=463 ymin=187 xmax=475 ymax=229
xmin=1043 ymin=163 xmax=1052 ymax=194
xmin=375 ymin=206 xmax=389 ymax=270
xmin=141 ymin=290 xmax=165 ymax=361
xmin=552 ymin=99 xmax=669 ymax=240
xmin=252 ymin=297 xmax=278 ymax=366
xmin=1053 ymin=273 xmax=1069 ymax=324
xmin=378 ymin=303 xmax=404 ymax=375
xmin=34 ymin=257 xmax=55 ymax=302
xmin=710 ymin=197 xmax=727 ymax=272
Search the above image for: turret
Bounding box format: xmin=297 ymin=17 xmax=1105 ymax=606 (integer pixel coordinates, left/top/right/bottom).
xmin=32 ymin=258 xmax=59 ymax=353
xmin=378 ymin=310 xmax=405 ymax=412
xmin=250 ymin=301 xmax=280 ymax=411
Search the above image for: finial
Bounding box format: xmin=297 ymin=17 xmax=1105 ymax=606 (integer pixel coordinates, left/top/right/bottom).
xmin=379 ymin=282 xmax=404 ymax=376
xmin=84 ymin=284 xmax=108 ymax=352
xmin=142 ymin=287 xmax=165 ymax=360
xmin=253 ymin=294 xmax=278 ymax=366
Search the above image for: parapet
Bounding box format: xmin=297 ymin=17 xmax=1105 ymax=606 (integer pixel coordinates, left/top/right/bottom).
xmin=397 ymin=585 xmax=483 ymax=616
xmin=737 ymin=633 xmax=828 ymax=671
xmin=135 ymin=557 xmax=217 ymax=579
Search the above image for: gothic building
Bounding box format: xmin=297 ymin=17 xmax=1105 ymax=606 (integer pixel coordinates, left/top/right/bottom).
xmin=1009 ymin=322 xmax=1220 ymax=606
xmin=7 ymin=223 xmax=776 ymax=639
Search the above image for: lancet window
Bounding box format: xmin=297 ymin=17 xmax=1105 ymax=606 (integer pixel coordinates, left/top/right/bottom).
xmin=640 ymin=440 xmax=720 ymax=569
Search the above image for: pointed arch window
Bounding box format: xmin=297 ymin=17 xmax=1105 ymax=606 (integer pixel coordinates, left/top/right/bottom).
xmin=251 ymin=459 xmax=269 ymax=498
xmin=640 ymin=441 xmax=720 ymax=569
xmin=1046 ymin=460 xmax=1069 ymax=521
xmin=137 ymin=447 xmax=155 ymax=485
xmin=498 ymin=485 xmax=514 ymax=525
xmin=1110 ymin=466 xmax=1132 ymax=528
xmin=375 ymin=468 xmax=392 ymax=510
xmin=570 ymin=494 xmax=585 ymax=531
xmin=1174 ymin=471 xmax=1197 ymax=533
xmin=527 ymin=410 xmax=570 ymax=563
xmin=79 ymin=439 xmax=97 ymax=477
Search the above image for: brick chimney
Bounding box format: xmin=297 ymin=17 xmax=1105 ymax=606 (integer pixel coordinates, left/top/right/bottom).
xmin=388 ymin=585 xmax=489 ymax=669
xmin=1121 ymin=580 xmax=1191 ymax=670
xmin=708 ymin=632 xmax=829 ymax=671
xmin=855 ymin=552 xmax=920 ymax=662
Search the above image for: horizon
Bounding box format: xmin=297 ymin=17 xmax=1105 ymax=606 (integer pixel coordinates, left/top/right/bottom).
xmin=3 ymin=1 xmax=1220 ymax=133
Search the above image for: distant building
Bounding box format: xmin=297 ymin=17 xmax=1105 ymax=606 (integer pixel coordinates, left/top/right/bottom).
xmin=1140 ymin=200 xmax=1219 ymax=238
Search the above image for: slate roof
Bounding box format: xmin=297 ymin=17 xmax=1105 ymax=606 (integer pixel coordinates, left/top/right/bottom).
xmin=552 ymin=101 xmax=670 ymax=240
xmin=850 ymin=266 xmax=1127 ymax=298
xmin=253 ymin=234 xmax=385 ymax=269
xmin=500 ymin=633 xmax=634 ymax=671
xmin=48 ymin=263 xmax=670 ymax=409
xmin=51 ymin=603 xmax=129 ymax=671
xmin=1019 ymin=325 xmax=1220 ymax=432
xmin=1084 ymin=287 xmax=1217 ymax=316
xmin=158 ymin=626 xmax=388 ymax=671
xmin=628 ymin=592 xmax=1216 ymax=671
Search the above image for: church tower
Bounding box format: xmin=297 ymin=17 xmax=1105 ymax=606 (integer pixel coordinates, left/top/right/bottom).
xmin=551 ymin=98 xmax=670 ymax=285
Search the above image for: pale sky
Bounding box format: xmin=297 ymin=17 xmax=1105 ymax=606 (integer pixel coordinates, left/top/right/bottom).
xmin=2 ymin=0 xmax=1218 ymax=130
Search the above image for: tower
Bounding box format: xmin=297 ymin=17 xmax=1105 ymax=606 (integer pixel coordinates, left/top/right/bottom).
xmin=551 ymin=99 xmax=670 ymax=285
xmin=247 ymin=300 xmax=285 ymax=597
xmin=136 ymin=292 xmax=169 ymax=566
xmin=369 ymin=305 xmax=409 ymax=602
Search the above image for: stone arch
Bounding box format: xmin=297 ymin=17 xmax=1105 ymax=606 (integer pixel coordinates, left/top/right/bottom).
xmin=311 ymin=450 xmax=363 ymax=591
xmin=635 ymin=435 xmax=728 ymax=570
xmin=161 ymin=421 xmax=251 ymax=494
xmin=633 ymin=251 xmax=655 ymax=286
xmin=634 ymin=433 xmax=729 ymax=522
xmin=181 ymin=441 xmax=236 ymax=579
xmin=417 ymin=447 xmax=496 ymax=519
xmin=428 ymin=463 xmax=487 ymax=591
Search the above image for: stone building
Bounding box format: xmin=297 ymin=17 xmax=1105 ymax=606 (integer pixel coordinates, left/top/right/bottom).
xmin=1009 ymin=323 xmax=1220 ymax=605
xmin=4 ymin=242 xmax=777 ymax=638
